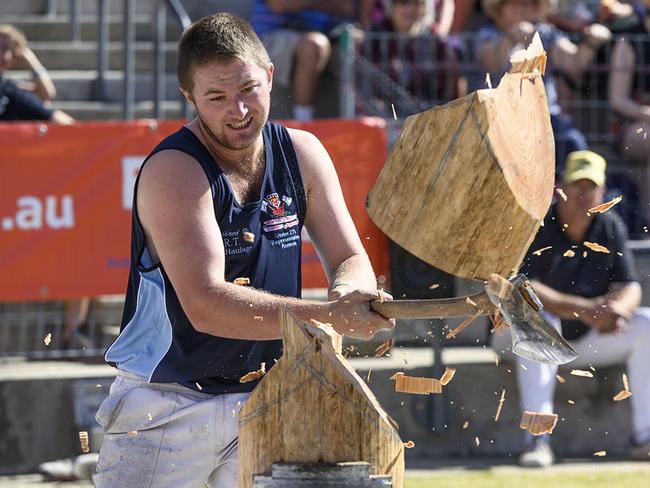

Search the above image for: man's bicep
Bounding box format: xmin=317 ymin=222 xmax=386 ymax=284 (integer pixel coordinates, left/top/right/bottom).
xmin=137 ymin=152 xmax=225 ymax=309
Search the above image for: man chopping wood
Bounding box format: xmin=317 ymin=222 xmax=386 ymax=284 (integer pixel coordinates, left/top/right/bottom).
xmin=493 ymin=150 xmax=650 ymax=466
xmin=93 ymin=13 xmax=393 ymax=487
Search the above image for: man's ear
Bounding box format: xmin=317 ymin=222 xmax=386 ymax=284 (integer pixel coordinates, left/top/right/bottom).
xmin=267 ymin=63 xmax=274 ymax=92
xmin=180 ymin=87 xmax=195 ymax=106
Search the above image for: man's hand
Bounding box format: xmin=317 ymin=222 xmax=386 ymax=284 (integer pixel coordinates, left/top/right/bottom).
xmin=581 ymin=297 xmax=630 ymax=334
xmin=583 ymin=23 xmax=612 ymax=49
xmin=328 ymin=289 xmax=395 ymax=340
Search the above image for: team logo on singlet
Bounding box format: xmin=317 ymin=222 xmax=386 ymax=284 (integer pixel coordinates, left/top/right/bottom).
xmin=261 ymin=192 xmax=299 ymax=233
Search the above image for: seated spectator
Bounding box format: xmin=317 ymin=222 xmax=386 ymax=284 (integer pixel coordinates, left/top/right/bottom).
xmin=492 ymin=150 xmax=650 ymax=466
xmin=361 ymin=0 xmax=465 ymax=117
xmin=361 ymin=0 xmax=456 ymax=36
xmin=608 ymin=1 xmax=650 ymax=222
xmin=250 ymin=0 xmax=355 ymax=121
xmin=474 ymin=0 xmax=611 ymax=174
xmin=0 ymin=25 xmax=72 ymax=124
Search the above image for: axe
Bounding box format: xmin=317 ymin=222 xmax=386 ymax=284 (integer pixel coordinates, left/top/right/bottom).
xmin=370 ymin=273 xmax=577 ymax=365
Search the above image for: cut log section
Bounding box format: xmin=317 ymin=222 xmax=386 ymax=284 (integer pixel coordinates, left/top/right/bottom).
xmin=238 ymin=310 xmax=404 ymax=488
xmin=366 ymin=33 xmax=554 ymax=280
xmin=520 ymin=411 xmax=558 ymax=435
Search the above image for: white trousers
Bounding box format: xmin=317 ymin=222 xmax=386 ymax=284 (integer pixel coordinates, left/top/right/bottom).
xmin=492 ymin=308 xmax=650 ymax=442
xmin=93 ymin=370 xmax=249 ymax=488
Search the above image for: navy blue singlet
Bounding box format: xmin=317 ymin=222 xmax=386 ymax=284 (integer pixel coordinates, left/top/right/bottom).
xmin=105 ymin=122 xmax=306 ymax=394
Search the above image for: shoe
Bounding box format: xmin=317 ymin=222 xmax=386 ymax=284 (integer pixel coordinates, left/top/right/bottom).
xmin=519 ymin=437 xmax=555 ymax=467
xmin=38 ymin=457 xmax=77 ymax=481
xmin=630 ymin=440 xmax=650 ymax=460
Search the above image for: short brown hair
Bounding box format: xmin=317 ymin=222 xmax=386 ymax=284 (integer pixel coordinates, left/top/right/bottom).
xmin=0 ymin=24 xmax=27 ymax=55
xmin=177 ymin=13 xmax=271 ymax=92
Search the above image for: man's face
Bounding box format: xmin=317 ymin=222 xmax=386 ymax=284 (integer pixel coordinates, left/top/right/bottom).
xmin=500 ymin=0 xmax=540 ymax=26
xmin=182 ymin=59 xmax=273 ymax=152
xmin=559 ymin=178 xmax=605 ymax=214
xmin=0 ymin=34 xmax=16 ymax=73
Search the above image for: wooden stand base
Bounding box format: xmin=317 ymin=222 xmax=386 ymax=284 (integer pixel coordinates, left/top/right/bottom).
xmin=252 ymin=462 xmax=392 ymax=487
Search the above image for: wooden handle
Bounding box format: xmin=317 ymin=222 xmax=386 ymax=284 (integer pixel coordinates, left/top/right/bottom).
xmin=370 ymin=292 xmax=495 ymax=319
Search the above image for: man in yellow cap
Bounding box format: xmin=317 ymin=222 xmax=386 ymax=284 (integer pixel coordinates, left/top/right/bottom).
xmin=493 ymin=149 xmax=650 ymax=466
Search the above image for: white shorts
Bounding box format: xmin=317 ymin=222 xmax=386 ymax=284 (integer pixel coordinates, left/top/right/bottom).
xmin=93 ymin=370 xmax=249 ymax=488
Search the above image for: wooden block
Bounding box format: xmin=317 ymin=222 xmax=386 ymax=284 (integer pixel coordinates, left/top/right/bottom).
xmin=391 ymin=372 xmax=442 ymax=394
xmin=366 ymin=34 xmax=554 ymax=281
xmin=239 ymin=310 xmax=404 ymax=488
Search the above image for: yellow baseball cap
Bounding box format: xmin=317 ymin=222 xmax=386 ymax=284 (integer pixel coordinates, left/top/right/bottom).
xmin=562 ymin=150 xmax=606 ymax=187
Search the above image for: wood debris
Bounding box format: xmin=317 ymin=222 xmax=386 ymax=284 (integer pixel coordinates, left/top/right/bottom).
xmin=463 ymin=421 xmax=469 ymax=429
xmin=613 ymin=390 xmax=632 ymax=401
xmin=485 ymin=72 xmax=492 ymax=89
xmin=520 ymin=411 xmax=558 ymax=435
xmin=636 ymin=127 xmax=644 ymax=134
xmin=440 ymin=367 xmax=456 ymax=386
xmin=588 ymin=196 xmax=622 ymax=214
xmin=195 ymin=382 xmax=203 ymax=391
xmin=242 ymin=231 xmax=255 ymax=243
xmin=239 ymin=362 xmax=266 ymax=383
xmin=78 ymin=431 xmax=90 ymax=453
xmin=43 ymin=333 xmax=52 ymax=346
xmin=563 ymin=250 xmax=575 ymax=258
xmin=583 ymin=251 xmax=588 ymax=258
xmin=127 ymin=430 xmax=139 ymax=438
xmin=623 ymin=373 xmax=630 ymax=392
xmin=583 ymin=241 xmax=609 ymax=253
xmin=495 ymin=389 xmax=506 ymax=422
xmin=570 ymin=369 xmax=594 ymax=378
xmin=254 ymin=316 xmax=264 ymax=321
xmin=567 ymin=400 xmax=575 ymax=405
xmin=374 ymin=338 xmax=394 ymax=357
xmin=556 ymin=188 xmax=568 ymax=201
xmin=466 ymin=296 xmax=478 ymax=307
xmin=556 ymin=374 xmax=566 ymax=384
xmin=429 ymin=283 xmax=440 ymax=289
xmin=404 ymin=440 xmax=415 ymax=449
xmin=391 ymin=103 xmax=397 ymax=120
xmin=446 ymin=311 xmax=482 ymax=339
xmin=234 ymin=277 xmax=251 ymax=285
xmin=573 ymin=312 xmax=580 ymax=318
xmin=475 ymin=436 xmax=480 ymax=447
xmin=391 ymin=372 xmax=442 ymax=394
xmin=489 ymin=309 xmax=508 ymax=334
xmin=593 ymin=450 xmax=607 ymax=457
xmin=532 ymin=246 xmax=552 ymax=256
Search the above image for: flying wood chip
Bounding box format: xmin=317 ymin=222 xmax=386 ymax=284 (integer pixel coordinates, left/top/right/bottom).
xmin=374 ymin=338 xmax=394 ymax=357
xmin=556 ymin=188 xmax=568 ymax=201
xmin=571 ymin=369 xmax=594 ymax=378
xmin=404 ymin=441 xmax=415 ymax=449
xmin=234 ymin=277 xmax=251 ymax=285
xmin=532 ymin=246 xmax=552 ymax=256
xmin=520 ymin=411 xmax=558 ymax=435
xmin=440 ymin=367 xmax=456 ymax=386
xmin=242 ymin=231 xmax=255 ymax=243
xmin=593 ymin=450 xmax=607 ymax=457
xmin=613 ymin=390 xmax=632 ymax=401
xmin=43 ymin=333 xmax=52 ymax=346
xmin=466 ymin=296 xmax=477 ymax=307
xmin=446 ymin=311 xmax=482 ymax=339
xmin=588 ymin=196 xmax=622 ymax=214
xmin=563 ymin=250 xmax=575 ymax=258
xmin=623 ymin=373 xmax=630 ymax=392
xmin=78 ymin=431 xmax=90 ymax=453
xmin=583 ymin=241 xmax=609 ymax=253
xmin=239 ymin=362 xmax=266 ymax=383
xmin=556 ymin=374 xmax=566 ymax=384
xmin=391 ymin=372 xmax=442 ymax=394
xmin=495 ymin=389 xmax=506 ymax=422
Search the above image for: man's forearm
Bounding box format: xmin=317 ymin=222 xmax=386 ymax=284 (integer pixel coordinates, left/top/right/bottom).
xmin=529 ymin=280 xmax=594 ymax=320
xmin=328 ymin=254 xmax=377 ymax=299
xmin=607 ymin=282 xmax=642 ymax=315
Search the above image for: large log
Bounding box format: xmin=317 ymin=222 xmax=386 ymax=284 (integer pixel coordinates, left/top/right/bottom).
xmin=238 ymin=311 xmax=404 ymax=488
xmin=367 ymin=33 xmax=554 ymax=281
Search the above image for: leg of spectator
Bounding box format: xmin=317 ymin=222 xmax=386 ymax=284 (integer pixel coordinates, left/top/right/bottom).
xmin=621 ymin=121 xmax=650 ymax=224
xmin=63 ymin=297 xmax=90 ymax=347
xmin=292 ymin=32 xmax=331 ymax=121
xmin=570 ymin=308 xmax=650 ymax=444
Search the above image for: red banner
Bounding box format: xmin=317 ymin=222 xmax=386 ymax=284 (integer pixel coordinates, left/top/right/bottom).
xmin=0 ymin=119 xmax=388 ymax=301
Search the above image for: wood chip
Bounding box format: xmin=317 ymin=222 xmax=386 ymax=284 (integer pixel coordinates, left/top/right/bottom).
xmin=242 ymin=231 xmax=255 ymax=243
xmin=485 ymin=72 xmax=492 ymax=89
xmin=466 ymin=296 xmax=477 ymax=307
xmin=391 ymin=103 xmax=397 ymax=120
xmin=495 ymin=389 xmax=506 ymax=422
xmin=463 ymin=421 xmax=469 ymax=429
xmin=446 ymin=311 xmax=482 ymax=339
xmin=588 ymin=196 xmax=622 ymax=214
xmin=532 ymin=246 xmax=553 ymax=256
xmin=623 ymin=373 xmax=630 ymax=392
xmin=573 ymin=312 xmax=580 ymax=318
xmin=613 ymin=390 xmax=632 ymax=401
xmin=593 ymin=450 xmax=607 ymax=457
xmin=556 ymin=188 xmax=568 ymax=201
xmin=234 ymin=277 xmax=251 ymax=285
xmin=567 ymin=399 xmax=575 ymax=405
xmin=563 ymin=250 xmax=575 ymax=257
xmin=239 ymin=362 xmax=266 ymax=383
xmin=374 ymin=338 xmax=394 ymax=357
xmin=475 ymin=436 xmax=480 ymax=447
xmin=583 ymin=251 xmax=588 ymax=258
xmin=127 ymin=430 xmax=139 ymax=438
xmin=571 ymin=369 xmax=594 ymax=378
xmin=43 ymin=333 xmax=52 ymax=346
xmin=556 ymin=374 xmax=566 ymax=384
xmin=78 ymin=431 xmax=90 ymax=453
xmin=195 ymin=382 xmax=203 ymax=391
xmin=440 ymin=367 xmax=456 ymax=386
xmin=391 ymin=372 xmax=442 ymax=394
xmin=520 ymin=411 xmax=558 ymax=435
xmin=429 ymin=283 xmax=440 ymax=289
xmin=583 ymin=241 xmax=609 ymax=253
xmin=404 ymin=440 xmax=415 ymax=448
xmin=636 ymin=127 xmax=644 ymax=134
xmin=254 ymin=316 xmax=264 ymax=321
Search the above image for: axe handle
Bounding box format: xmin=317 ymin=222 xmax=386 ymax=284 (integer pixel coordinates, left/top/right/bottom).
xmin=370 ymin=292 xmax=495 ymax=319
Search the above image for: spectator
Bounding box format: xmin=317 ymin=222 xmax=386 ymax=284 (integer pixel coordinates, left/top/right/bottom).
xmin=547 ymin=1 xmax=641 ymax=34
xmin=474 ymin=0 xmax=610 ymax=174
xmin=492 ymin=149 xmax=650 ymax=466
xmin=251 ymin=0 xmax=355 ymax=121
xmin=0 ymin=26 xmax=72 ymax=124
xmin=365 ymin=0 xmax=465 ymax=115
xmin=361 ymin=0 xmax=456 ymax=36
xmin=608 ymin=1 xmax=650 ymax=222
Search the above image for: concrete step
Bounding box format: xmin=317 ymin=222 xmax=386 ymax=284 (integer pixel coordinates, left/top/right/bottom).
xmin=0 ymin=0 xmax=160 ymax=16
xmin=53 ymin=99 xmax=186 ymax=120
xmin=28 ymin=41 xmax=178 ymax=70
xmin=3 ymin=14 xmax=182 ymax=42
xmin=7 ymin=70 xmax=180 ymax=102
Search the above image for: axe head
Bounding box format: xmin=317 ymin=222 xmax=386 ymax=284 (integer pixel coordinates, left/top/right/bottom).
xmin=486 ymin=274 xmax=578 ymax=365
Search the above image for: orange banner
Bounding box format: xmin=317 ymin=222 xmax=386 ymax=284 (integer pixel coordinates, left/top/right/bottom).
xmin=0 ymin=119 xmax=388 ymax=301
